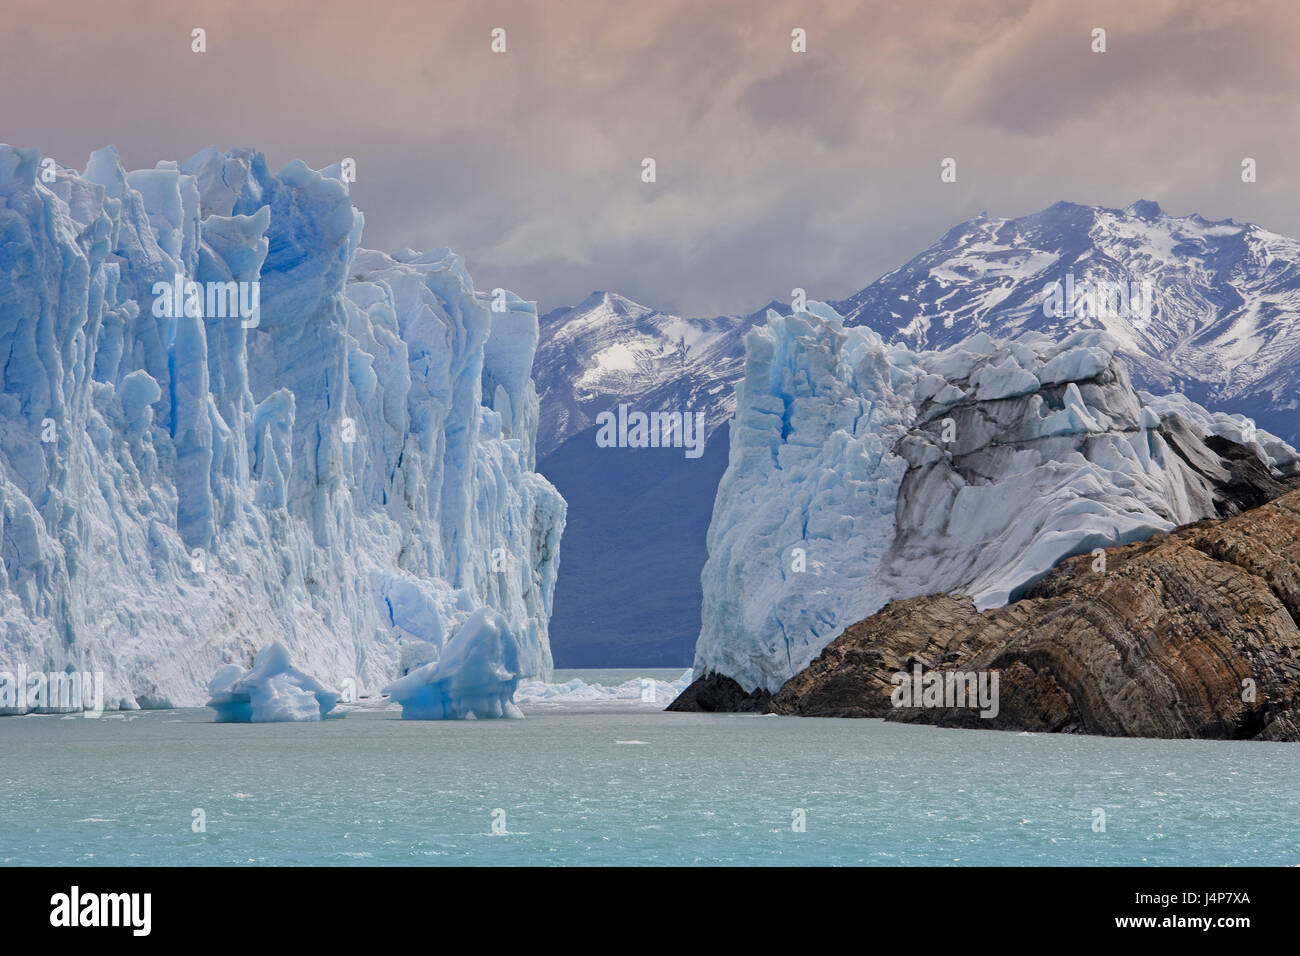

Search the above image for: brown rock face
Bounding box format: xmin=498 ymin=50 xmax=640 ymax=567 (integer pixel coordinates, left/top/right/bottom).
xmin=664 ymin=671 xmax=771 ymax=713
xmin=764 ymin=594 xmax=978 ymax=718
xmin=766 ymin=490 xmax=1300 ymax=740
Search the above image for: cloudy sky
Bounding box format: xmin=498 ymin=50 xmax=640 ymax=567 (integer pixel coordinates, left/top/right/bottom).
xmin=4 ymin=0 xmax=1298 ymax=316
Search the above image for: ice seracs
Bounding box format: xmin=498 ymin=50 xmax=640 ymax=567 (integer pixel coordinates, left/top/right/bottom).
xmin=207 ymin=644 xmax=341 ymax=722
xmin=694 ymin=304 xmax=1300 ymax=695
xmin=0 ymin=144 xmax=564 ymax=714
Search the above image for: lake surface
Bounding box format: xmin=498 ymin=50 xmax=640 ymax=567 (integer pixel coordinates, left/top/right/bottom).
xmin=2 ymin=669 xmax=1296 ymax=866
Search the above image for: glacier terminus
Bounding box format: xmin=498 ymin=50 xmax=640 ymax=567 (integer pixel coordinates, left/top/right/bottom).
xmin=0 ymin=145 xmax=565 ymax=717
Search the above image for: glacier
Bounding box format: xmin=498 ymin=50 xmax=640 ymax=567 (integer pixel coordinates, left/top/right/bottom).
xmin=207 ymin=643 xmax=341 ymax=722
xmin=696 ymin=304 xmax=1300 ymax=695
xmin=0 ymin=144 xmax=565 ymax=715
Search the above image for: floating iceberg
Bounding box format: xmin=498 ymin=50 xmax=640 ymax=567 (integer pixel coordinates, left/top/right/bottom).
xmin=207 ymin=644 xmax=341 ymax=722
xmin=383 ymin=608 xmax=525 ymax=719
xmin=516 ymin=668 xmax=693 ymax=708
xmin=695 ymin=305 xmax=1300 ymax=695
xmin=0 ymin=144 xmax=564 ymax=713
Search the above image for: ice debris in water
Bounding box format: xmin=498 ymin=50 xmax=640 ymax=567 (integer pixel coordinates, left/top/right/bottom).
xmin=515 ymin=669 xmax=694 ymax=707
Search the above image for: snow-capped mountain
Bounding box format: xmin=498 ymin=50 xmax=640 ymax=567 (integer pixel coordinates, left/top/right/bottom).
xmin=537 ymin=200 xmax=1300 ymax=455
xmin=0 ymin=144 xmax=564 ymax=712
xmin=535 ymin=292 xmax=785 ymax=457
xmin=837 ymin=200 xmax=1300 ymax=447
xmin=693 ymin=304 xmax=1300 ymax=695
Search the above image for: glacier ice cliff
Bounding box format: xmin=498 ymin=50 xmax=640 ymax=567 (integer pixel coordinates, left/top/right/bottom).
xmin=0 ymin=144 xmax=565 ymax=713
xmin=691 ymin=304 xmax=1300 ymax=696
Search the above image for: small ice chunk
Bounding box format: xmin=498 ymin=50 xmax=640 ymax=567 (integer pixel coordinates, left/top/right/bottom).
xmin=383 ymin=607 xmax=525 ymax=719
xmin=206 ymin=644 xmax=341 ymax=722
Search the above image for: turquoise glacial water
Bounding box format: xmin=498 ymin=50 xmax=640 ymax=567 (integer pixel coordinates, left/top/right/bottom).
xmin=1 ymin=669 xmax=1297 ymax=866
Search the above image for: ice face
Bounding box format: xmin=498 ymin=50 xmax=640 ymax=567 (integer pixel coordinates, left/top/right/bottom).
xmin=0 ymin=145 xmax=565 ymax=714
xmin=695 ymin=305 xmax=1300 ymax=694
xmin=207 ymin=643 xmax=341 ymax=722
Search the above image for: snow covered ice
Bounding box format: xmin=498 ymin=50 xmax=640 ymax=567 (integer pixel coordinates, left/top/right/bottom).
xmin=207 ymin=643 xmax=341 ymax=722
xmin=696 ymin=303 xmax=1300 ymax=695
xmin=0 ymin=145 xmax=565 ymax=715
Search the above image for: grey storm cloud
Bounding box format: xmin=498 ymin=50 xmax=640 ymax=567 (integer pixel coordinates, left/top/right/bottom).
xmin=736 ymin=60 xmax=858 ymax=148
xmin=2 ymin=0 xmax=1299 ymax=317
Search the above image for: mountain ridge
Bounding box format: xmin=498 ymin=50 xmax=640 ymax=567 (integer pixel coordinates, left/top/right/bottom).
xmin=536 ymin=198 xmax=1300 ymax=455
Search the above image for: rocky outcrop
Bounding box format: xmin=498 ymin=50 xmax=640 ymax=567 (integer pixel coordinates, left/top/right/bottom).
xmin=664 ymin=671 xmax=771 ymax=713
xmin=764 ymin=594 xmax=980 ymax=718
xmin=763 ymin=489 xmax=1300 ymax=740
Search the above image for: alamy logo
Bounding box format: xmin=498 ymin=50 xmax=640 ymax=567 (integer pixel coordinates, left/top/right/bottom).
xmin=50 ymin=886 xmax=151 ymax=936
xmin=152 ymin=273 xmax=261 ymax=328
xmin=0 ymin=665 xmax=104 ymax=716
xmin=594 ymin=404 xmax=706 ymax=459
xmin=890 ymin=663 xmax=1000 ymax=719
xmin=1042 ymin=273 xmax=1153 ymax=323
